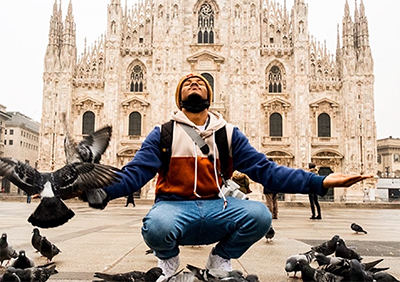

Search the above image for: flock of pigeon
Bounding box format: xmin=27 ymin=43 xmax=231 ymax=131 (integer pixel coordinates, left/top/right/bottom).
xmin=284 ymin=233 xmax=399 ymax=282
xmin=0 ymin=118 xmax=121 ymax=229
xmin=0 ymin=231 xmax=60 ymax=281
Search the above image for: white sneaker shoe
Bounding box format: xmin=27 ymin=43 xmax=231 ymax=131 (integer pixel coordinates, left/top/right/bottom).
xmin=205 ymin=248 xmax=232 ymax=271
xmin=156 ymin=255 xmax=180 ymax=282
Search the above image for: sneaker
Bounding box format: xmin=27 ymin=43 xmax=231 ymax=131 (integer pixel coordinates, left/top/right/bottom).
xmin=205 ymin=248 xmax=232 ymax=271
xmin=156 ymin=255 xmax=180 ymax=281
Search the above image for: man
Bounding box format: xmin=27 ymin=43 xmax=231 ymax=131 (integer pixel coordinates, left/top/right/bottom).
xmin=102 ymin=73 xmax=373 ymax=281
xmin=308 ymin=162 xmax=322 ymax=219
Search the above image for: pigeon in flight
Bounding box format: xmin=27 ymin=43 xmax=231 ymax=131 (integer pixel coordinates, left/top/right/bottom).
xmin=335 ymin=238 xmax=362 ymax=261
xmin=31 ymin=228 xmax=43 ymax=253
xmin=311 ymin=235 xmax=340 ymax=256
xmin=351 ymin=223 xmax=368 ymax=234
xmin=3 ymin=263 xmax=58 ymax=282
xmin=0 ymin=157 xmax=121 ymax=228
xmin=39 ymin=236 xmax=61 ymax=263
xmin=265 ymin=225 xmax=275 ymax=242
xmin=0 ymin=233 xmax=18 ymax=267
xmin=11 ymin=250 xmax=35 ymax=269
xmin=93 ymin=266 xmax=163 ymax=282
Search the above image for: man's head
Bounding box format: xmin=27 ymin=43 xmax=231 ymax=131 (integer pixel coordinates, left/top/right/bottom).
xmin=309 ymin=162 xmax=316 ymax=169
xmin=175 ymin=73 xmax=213 ymax=112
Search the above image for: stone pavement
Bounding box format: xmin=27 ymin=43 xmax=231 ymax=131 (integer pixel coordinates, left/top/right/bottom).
xmin=0 ymin=199 xmax=399 ymax=281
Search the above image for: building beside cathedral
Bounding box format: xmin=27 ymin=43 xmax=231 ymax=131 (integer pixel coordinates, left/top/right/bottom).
xmin=38 ymin=0 xmax=377 ymax=202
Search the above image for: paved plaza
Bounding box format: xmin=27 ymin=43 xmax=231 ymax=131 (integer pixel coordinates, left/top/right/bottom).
xmin=0 ymin=199 xmax=399 ymax=281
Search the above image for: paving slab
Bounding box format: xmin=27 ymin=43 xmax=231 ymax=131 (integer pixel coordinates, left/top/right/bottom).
xmin=0 ymin=199 xmax=399 ymax=281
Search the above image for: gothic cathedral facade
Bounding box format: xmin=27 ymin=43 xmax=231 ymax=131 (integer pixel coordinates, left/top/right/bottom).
xmin=39 ymin=0 xmax=377 ymax=201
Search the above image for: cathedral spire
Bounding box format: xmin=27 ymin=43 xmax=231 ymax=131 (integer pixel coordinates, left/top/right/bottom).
xmin=342 ymin=0 xmax=354 ymax=49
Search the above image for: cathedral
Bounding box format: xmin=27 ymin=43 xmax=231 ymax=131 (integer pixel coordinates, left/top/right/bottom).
xmin=38 ymin=0 xmax=377 ymax=202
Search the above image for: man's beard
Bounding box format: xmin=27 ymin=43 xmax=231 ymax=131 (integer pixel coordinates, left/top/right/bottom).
xmin=180 ymin=94 xmax=210 ymax=113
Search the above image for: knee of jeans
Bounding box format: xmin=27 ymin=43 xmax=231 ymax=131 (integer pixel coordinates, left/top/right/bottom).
xmin=249 ymin=202 xmax=272 ymax=234
xmin=142 ymin=214 xmax=177 ymax=246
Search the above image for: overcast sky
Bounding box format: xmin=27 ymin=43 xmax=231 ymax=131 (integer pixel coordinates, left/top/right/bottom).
xmin=0 ymin=0 xmax=399 ymax=139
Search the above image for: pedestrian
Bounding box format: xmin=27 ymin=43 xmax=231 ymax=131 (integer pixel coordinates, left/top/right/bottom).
xmin=26 ymin=194 xmax=31 ymax=204
xmin=264 ymin=158 xmax=279 ymax=219
xmin=231 ymin=171 xmax=252 ymax=195
xmin=125 ymin=193 xmax=135 ymax=207
xmin=308 ymin=162 xmax=322 ymax=219
xmin=100 ymin=73 xmax=372 ymax=281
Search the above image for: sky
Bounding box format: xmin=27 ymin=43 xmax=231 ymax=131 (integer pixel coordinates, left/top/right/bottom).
xmin=0 ymin=0 xmax=399 ymax=139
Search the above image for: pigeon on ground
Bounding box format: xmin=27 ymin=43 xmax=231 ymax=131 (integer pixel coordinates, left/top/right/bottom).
xmin=3 ymin=263 xmax=58 ymax=282
xmin=265 ymin=225 xmax=275 ymax=241
xmin=39 ymin=237 xmax=61 ymax=262
xmin=0 ymin=233 xmax=18 ymax=267
xmin=185 ymin=264 xmax=258 ymax=282
xmin=335 ymin=238 xmax=362 ymax=261
xmin=62 ymin=115 xmax=114 ymax=210
xmin=11 ymin=250 xmax=34 ymax=269
xmin=0 ymin=157 xmax=121 ymax=228
xmin=284 ymin=250 xmax=315 ymax=278
xmin=311 ymin=235 xmax=340 ymax=256
xmin=296 ymin=259 xmax=344 ymax=282
xmin=93 ymin=266 xmax=163 ymax=282
xmin=320 ymin=257 xmax=387 ymax=279
xmin=373 ymin=271 xmax=400 ymax=282
xmin=31 ymin=228 xmax=43 ymax=253
xmin=1 ymin=267 xmax=21 ymax=282
xmin=351 ymin=223 xmax=368 ymax=234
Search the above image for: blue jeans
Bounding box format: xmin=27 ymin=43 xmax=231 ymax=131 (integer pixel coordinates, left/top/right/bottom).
xmin=141 ymin=197 xmax=271 ymax=260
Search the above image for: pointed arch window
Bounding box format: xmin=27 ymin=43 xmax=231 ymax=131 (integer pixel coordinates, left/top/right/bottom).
xmin=129 ymin=111 xmax=142 ymax=136
xmin=197 ymin=3 xmax=214 ymax=44
xmin=200 ymin=72 xmax=214 ymax=102
xmin=130 ymin=65 xmax=144 ymax=92
xmin=82 ymin=111 xmax=95 ymax=135
xmin=268 ymin=66 xmax=282 ymax=93
xmin=269 ymin=113 xmax=282 ymax=137
xmin=318 ymin=113 xmax=331 ymax=137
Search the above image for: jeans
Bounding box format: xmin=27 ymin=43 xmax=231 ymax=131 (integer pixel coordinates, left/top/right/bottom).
xmin=142 ymin=197 xmax=271 ymax=260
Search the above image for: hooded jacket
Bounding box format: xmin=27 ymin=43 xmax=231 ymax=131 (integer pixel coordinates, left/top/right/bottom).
xmin=104 ymin=111 xmax=327 ymax=201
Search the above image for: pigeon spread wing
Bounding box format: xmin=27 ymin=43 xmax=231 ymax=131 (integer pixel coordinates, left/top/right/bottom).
xmin=77 ymin=126 xmax=112 ymax=163
xmin=0 ymin=158 xmax=43 ymax=196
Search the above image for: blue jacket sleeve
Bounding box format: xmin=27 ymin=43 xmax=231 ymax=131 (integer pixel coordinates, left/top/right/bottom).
xmin=103 ymin=127 xmax=162 ymax=200
xmin=231 ymin=127 xmax=327 ymax=196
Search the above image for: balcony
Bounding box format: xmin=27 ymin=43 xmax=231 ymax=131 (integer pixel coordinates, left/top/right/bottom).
xmin=311 ymin=137 xmax=339 ymax=148
xmin=262 ymin=136 xmax=290 ymax=147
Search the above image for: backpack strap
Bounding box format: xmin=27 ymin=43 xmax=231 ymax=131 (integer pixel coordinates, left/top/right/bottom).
xmin=215 ymin=126 xmax=228 ymax=176
xmin=159 ymin=120 xmax=174 ymax=173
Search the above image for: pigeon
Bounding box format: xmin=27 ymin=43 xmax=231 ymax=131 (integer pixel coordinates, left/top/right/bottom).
xmin=315 ymin=253 xmax=345 ymax=267
xmin=311 ymin=235 xmax=340 ymax=256
xmin=1 ymin=267 xmax=21 ymax=282
xmin=31 ymin=228 xmax=43 ymax=253
xmin=3 ymin=263 xmax=58 ymax=282
xmin=93 ymin=266 xmax=163 ymax=282
xmin=265 ymin=225 xmax=275 ymax=241
xmin=296 ymin=259 xmax=344 ymax=282
xmin=11 ymin=250 xmax=34 ymax=269
xmin=185 ymin=264 xmax=259 ymax=282
xmin=351 ymin=223 xmax=368 ymax=234
xmin=335 ymin=238 xmax=362 ymax=261
xmin=0 ymin=233 xmax=18 ymax=267
xmin=39 ymin=237 xmax=61 ymax=262
xmin=284 ymin=250 xmax=315 ymax=278
xmin=62 ymin=115 xmax=114 ymax=210
xmin=0 ymin=157 xmax=121 ymax=228
xmin=373 ymin=271 xmax=400 ymax=282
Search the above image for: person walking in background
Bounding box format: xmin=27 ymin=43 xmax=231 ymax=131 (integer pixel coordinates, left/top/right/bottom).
xmin=308 ymin=162 xmax=321 ymax=219
xmin=125 ymin=193 xmax=135 ymax=207
xmin=264 ymin=158 xmax=278 ymax=219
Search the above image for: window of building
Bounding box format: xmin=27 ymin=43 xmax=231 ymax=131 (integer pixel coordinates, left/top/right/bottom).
xmin=130 ymin=65 xmax=144 ymax=92
xmin=377 ymin=154 xmax=381 ymax=164
xmin=197 ymin=3 xmax=214 ymax=44
xmin=269 ymin=113 xmax=282 ymax=137
xmin=4 ymin=129 xmax=6 ymax=135
xmin=9 ymin=140 xmax=13 ymax=145
xmin=3 ymin=140 xmax=6 ymax=145
xmin=394 ymin=154 xmax=400 ymax=163
xmin=268 ymin=66 xmax=282 ymax=93
xmin=9 ymin=129 xmax=14 ymax=135
xmin=82 ymin=111 xmax=95 ymax=135
xmin=129 ymin=112 xmax=142 ymax=136
xmin=200 ymin=73 xmax=214 ymax=102
xmin=318 ymin=113 xmax=331 ymax=137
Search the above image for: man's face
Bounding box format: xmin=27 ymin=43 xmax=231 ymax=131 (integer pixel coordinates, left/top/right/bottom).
xmin=181 ymin=77 xmax=208 ymax=101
